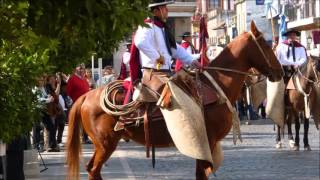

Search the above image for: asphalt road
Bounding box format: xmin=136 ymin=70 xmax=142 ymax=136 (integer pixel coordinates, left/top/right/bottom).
xmin=35 ymin=119 xmax=320 ymax=180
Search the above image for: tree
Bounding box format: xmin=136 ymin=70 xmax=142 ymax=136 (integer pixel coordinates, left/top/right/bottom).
xmin=27 ymin=0 xmax=150 ymax=71
xmin=0 ymin=0 xmax=149 ymax=142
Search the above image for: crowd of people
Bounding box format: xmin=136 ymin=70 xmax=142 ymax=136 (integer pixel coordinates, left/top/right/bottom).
xmin=31 ymin=63 xmax=119 ymax=152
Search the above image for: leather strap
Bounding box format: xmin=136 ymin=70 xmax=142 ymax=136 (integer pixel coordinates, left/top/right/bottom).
xmin=144 ymin=104 xmax=150 ymax=158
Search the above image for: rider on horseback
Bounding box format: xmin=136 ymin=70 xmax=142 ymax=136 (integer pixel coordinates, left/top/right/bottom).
xmin=129 ymin=0 xmax=201 ymax=101
xmin=275 ymin=29 xmax=308 ymax=84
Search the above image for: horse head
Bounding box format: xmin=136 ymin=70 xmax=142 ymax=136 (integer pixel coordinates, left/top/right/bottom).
xmin=246 ymin=21 xmax=283 ymax=82
xmin=307 ymin=56 xmax=320 ymax=86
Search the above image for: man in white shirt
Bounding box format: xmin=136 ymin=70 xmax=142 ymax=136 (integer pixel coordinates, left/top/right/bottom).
xmin=125 ymin=0 xmax=201 ymax=104
xmin=276 ymin=29 xmax=307 ymax=83
xmin=132 ymin=0 xmax=201 ymax=75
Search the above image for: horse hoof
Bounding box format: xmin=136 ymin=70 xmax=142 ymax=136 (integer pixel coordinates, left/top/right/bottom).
xmin=293 ymin=145 xmax=299 ymax=151
xmin=289 ymin=140 xmax=295 ymax=149
xmin=245 ymin=121 xmax=251 ymax=125
xmin=275 ymin=142 xmax=282 ymax=149
xmin=304 ymin=146 xmax=311 ymax=151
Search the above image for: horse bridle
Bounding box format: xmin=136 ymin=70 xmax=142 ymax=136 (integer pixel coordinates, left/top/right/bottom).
xmin=203 ymin=31 xmax=273 ymax=77
xmin=248 ymin=31 xmax=273 ymax=68
xmin=297 ymin=62 xmax=320 ymax=86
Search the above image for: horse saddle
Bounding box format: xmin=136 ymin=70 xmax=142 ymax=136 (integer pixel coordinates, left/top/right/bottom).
xmin=286 ymin=76 xmax=296 ymax=90
xmin=113 ymin=69 xmax=220 ymax=131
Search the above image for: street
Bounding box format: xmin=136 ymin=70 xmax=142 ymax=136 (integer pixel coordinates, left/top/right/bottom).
xmin=35 ymin=119 xmax=320 ymax=180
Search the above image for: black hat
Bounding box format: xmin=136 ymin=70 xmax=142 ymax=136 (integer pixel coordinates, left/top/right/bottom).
xmin=125 ymin=39 xmax=132 ymax=45
xmin=179 ymin=32 xmax=192 ymax=37
xmin=149 ymin=0 xmax=174 ymax=8
xmin=282 ymin=29 xmax=301 ymax=37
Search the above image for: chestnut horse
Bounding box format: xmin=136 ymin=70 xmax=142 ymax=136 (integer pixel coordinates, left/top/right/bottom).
xmin=66 ymin=21 xmax=283 ymax=180
xmin=276 ymin=56 xmax=320 ymax=150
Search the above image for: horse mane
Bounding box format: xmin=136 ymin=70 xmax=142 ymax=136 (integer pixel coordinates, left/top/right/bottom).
xmin=209 ymin=31 xmax=251 ymax=66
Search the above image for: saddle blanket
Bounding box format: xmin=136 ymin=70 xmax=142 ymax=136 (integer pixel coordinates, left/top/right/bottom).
xmin=159 ymin=80 xmax=214 ymax=165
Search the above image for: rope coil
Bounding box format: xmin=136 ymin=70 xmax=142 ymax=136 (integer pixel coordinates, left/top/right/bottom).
xmin=100 ymin=80 xmax=141 ymax=116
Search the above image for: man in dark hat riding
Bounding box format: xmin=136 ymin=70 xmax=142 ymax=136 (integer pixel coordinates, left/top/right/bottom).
xmin=175 ymin=32 xmax=198 ymax=71
xmin=129 ymin=0 xmax=201 ymax=87
xmin=275 ymin=29 xmax=307 ymax=84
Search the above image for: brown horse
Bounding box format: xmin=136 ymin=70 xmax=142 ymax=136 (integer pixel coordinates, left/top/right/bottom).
xmin=276 ymin=56 xmax=320 ymax=150
xmin=66 ymin=21 xmax=283 ymax=180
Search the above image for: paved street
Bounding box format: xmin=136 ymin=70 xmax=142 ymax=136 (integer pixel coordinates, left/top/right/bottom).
xmin=34 ymin=119 xmax=319 ymax=180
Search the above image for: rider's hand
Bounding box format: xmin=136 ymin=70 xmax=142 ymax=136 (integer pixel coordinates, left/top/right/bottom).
xmin=156 ymin=55 xmax=165 ymax=70
xmin=190 ymin=60 xmax=203 ymax=69
xmin=48 ymin=95 xmax=54 ymax=103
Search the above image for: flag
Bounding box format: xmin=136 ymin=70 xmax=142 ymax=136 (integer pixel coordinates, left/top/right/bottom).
xmin=199 ymin=16 xmax=209 ymax=67
xmin=279 ymin=14 xmax=287 ymax=43
xmin=264 ymin=0 xmax=278 ymax=18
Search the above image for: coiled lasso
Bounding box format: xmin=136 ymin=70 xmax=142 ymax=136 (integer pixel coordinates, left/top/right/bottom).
xmin=100 ymin=80 xmax=141 ymax=116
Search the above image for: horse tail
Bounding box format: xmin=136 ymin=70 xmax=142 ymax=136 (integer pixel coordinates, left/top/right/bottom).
xmin=66 ymin=95 xmax=86 ymax=180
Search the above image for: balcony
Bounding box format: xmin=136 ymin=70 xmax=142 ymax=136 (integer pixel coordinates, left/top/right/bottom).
xmin=287 ymin=1 xmax=320 ymax=31
xmin=168 ymin=1 xmax=197 ymax=17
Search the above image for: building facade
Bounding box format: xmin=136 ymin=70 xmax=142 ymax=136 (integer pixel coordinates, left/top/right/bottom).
xmin=286 ymin=0 xmax=320 ymax=54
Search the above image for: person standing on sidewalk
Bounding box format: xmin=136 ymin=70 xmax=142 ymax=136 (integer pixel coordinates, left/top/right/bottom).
xmin=66 ymin=64 xmax=91 ymax=144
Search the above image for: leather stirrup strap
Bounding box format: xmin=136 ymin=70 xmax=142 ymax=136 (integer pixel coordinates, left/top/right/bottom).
xmin=144 ymin=104 xmax=150 ymax=158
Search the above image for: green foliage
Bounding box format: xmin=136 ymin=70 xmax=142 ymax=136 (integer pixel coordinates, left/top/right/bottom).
xmin=0 ymin=1 xmax=58 ymax=142
xmin=28 ymin=0 xmax=150 ymax=72
xmin=0 ymin=0 xmax=150 ymax=142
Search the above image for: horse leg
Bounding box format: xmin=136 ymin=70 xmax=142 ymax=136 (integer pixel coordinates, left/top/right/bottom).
xmin=195 ymin=141 xmax=223 ymax=180
xmin=87 ymin=136 xmax=120 ymax=180
xmin=196 ymin=160 xmax=212 ymax=180
xmin=86 ymin=151 xmax=96 ymax=172
xmin=293 ymin=115 xmax=300 ymax=151
xmin=287 ymin=117 xmax=295 ymax=149
xmin=275 ymin=125 xmax=283 ymax=149
xmin=303 ymin=118 xmax=311 ymax=151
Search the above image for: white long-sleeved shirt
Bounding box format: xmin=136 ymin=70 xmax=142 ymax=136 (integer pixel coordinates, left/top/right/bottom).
xmin=276 ymin=42 xmax=307 ymax=66
xmin=134 ymin=22 xmax=199 ymax=70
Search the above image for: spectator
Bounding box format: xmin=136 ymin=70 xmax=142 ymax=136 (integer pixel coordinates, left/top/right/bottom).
xmin=100 ymin=66 xmax=116 ymax=85
xmin=66 ymin=64 xmax=91 ymax=144
xmin=85 ymin=69 xmax=96 ymax=90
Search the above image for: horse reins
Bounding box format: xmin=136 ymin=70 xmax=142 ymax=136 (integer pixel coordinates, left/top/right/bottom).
xmin=203 ymin=66 xmax=260 ymax=77
xmin=297 ymin=65 xmax=320 ymax=86
xmin=203 ymin=31 xmax=272 ymax=77
xmin=248 ymin=31 xmax=273 ymax=68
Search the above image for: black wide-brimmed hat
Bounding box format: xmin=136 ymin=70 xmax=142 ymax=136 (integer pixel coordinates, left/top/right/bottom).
xmin=179 ymin=32 xmax=194 ymax=37
xmin=282 ymin=29 xmax=301 ymax=37
xmin=149 ymin=0 xmax=175 ymax=8
xmin=125 ymin=38 xmax=132 ymax=45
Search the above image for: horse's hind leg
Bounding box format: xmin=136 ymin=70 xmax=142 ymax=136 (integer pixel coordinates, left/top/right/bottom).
xmin=86 ymin=151 xmax=96 ymax=172
xmin=303 ymin=118 xmax=311 ymax=151
xmin=87 ymin=135 xmax=120 ymax=180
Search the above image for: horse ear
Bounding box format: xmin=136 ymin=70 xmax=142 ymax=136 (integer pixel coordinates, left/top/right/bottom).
xmin=250 ymin=21 xmax=260 ymax=36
